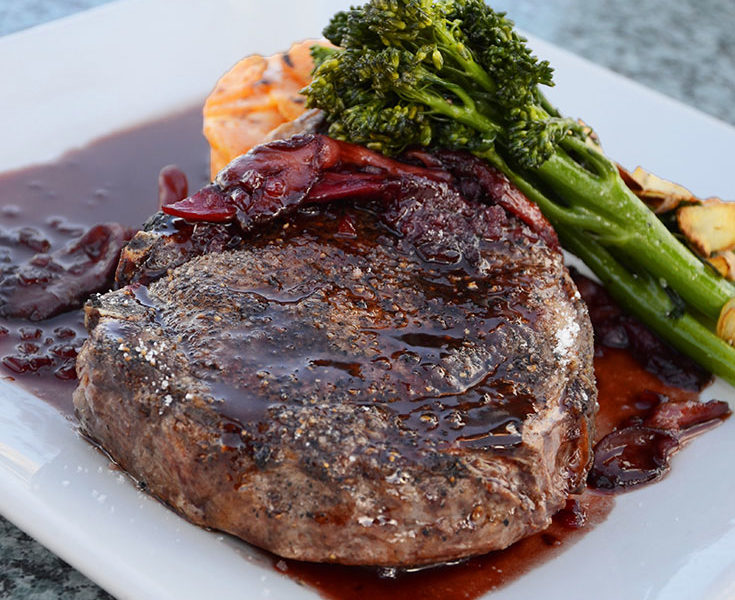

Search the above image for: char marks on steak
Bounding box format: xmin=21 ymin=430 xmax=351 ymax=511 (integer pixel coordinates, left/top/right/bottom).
xmin=75 ymin=135 xmax=596 ymax=566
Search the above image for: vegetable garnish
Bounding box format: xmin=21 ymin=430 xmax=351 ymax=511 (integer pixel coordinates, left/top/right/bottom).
xmin=303 ymin=0 xmax=735 ymax=384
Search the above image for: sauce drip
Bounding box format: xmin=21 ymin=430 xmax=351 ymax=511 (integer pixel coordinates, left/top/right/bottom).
xmin=573 ymin=271 xmax=730 ymax=492
xmin=274 ymin=491 xmax=612 ymax=600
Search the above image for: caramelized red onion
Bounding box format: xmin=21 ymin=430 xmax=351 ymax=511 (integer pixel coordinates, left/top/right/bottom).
xmin=575 ymin=271 xmax=730 ymax=492
xmin=161 ymin=134 xmax=559 ymax=250
xmin=0 ymin=223 xmax=134 ymax=321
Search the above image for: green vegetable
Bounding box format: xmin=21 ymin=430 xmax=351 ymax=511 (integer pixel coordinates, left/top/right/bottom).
xmin=303 ymin=0 xmax=735 ymax=384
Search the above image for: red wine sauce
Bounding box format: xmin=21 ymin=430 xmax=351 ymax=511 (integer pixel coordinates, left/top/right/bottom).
xmin=0 ymin=107 xmax=726 ymax=600
xmin=275 ymin=491 xmax=612 ymax=600
xmin=0 ymin=105 xmax=209 ymax=412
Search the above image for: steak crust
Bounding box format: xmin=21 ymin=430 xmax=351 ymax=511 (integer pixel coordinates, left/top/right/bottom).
xmin=74 ymin=138 xmax=596 ymax=566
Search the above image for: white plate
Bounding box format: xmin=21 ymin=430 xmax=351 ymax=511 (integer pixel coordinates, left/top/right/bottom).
xmin=1 ymin=1 xmax=734 ymax=599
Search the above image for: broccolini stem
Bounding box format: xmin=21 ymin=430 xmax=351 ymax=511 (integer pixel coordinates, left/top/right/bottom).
xmin=400 ymin=80 xmax=501 ymax=138
xmin=557 ymin=225 xmax=735 ymax=387
xmin=478 ymin=147 xmax=735 ymax=384
xmin=529 ymin=140 xmax=735 ymax=322
xmin=537 ymin=90 xmax=561 ymax=119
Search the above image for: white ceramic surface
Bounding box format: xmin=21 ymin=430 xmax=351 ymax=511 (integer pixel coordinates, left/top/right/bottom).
xmin=1 ymin=1 xmax=734 ymax=599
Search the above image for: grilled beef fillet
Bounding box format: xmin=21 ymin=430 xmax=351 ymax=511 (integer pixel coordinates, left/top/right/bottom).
xmin=74 ymin=135 xmax=596 ymax=566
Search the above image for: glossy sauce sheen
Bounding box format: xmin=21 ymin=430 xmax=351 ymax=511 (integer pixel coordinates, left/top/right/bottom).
xmin=0 ymin=106 xmax=209 ymax=411
xmin=0 ymin=108 xmax=723 ymax=599
xmin=573 ymin=270 xmax=729 ymax=492
xmin=275 ymin=337 xmax=717 ymax=600
xmin=176 ymin=202 xmax=540 ymax=452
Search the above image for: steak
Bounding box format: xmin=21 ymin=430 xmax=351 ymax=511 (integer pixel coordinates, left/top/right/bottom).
xmin=74 ymin=135 xmax=596 ymax=566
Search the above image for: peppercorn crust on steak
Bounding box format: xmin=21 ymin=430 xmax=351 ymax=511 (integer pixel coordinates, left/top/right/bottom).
xmin=74 ymin=135 xmax=596 ymax=566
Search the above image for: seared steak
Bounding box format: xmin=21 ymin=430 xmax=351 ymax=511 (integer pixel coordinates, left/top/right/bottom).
xmin=74 ymin=136 xmax=596 ymax=566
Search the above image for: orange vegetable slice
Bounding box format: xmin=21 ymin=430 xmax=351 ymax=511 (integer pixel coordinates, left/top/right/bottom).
xmin=203 ymin=39 xmax=330 ymax=178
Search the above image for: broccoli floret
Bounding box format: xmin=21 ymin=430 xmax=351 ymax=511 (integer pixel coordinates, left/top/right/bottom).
xmin=310 ymin=44 xmax=338 ymax=69
xmin=304 ymin=0 xmax=735 ymax=384
xmin=307 ymin=0 xmax=573 ymax=167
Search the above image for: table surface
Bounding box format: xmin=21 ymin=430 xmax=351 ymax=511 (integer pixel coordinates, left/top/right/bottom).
xmin=1 ymin=0 xmax=734 ymax=598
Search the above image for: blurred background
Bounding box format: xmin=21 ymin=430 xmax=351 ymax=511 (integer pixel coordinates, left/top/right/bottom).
xmin=3 ymin=0 xmax=734 ymax=126
xmin=1 ymin=0 xmax=733 ymax=598
xmin=495 ymin=0 xmax=735 ymax=126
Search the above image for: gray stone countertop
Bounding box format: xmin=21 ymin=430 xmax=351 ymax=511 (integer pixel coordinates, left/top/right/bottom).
xmin=1 ymin=1 xmax=734 ymax=598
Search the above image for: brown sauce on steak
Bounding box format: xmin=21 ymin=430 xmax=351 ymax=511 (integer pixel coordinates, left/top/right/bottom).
xmin=0 ymin=106 xmax=728 ymax=598
xmin=165 ymin=203 xmax=538 ymax=451
xmin=77 ymin=140 xmax=595 ymax=566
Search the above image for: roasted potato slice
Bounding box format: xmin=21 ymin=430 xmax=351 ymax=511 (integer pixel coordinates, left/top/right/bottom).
xmin=717 ymin=296 xmax=735 ymax=344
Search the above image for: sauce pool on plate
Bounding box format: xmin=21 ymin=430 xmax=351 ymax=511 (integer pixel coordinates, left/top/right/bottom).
xmin=0 ymin=106 xmax=209 ymax=412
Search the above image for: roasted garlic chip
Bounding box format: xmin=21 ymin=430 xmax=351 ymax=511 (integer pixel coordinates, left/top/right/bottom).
xmin=618 ymin=165 xmax=698 ymax=214
xmin=706 ymin=251 xmax=735 ymax=281
xmin=678 ymin=200 xmax=735 ymax=257
xmin=717 ymin=296 xmax=735 ymax=344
